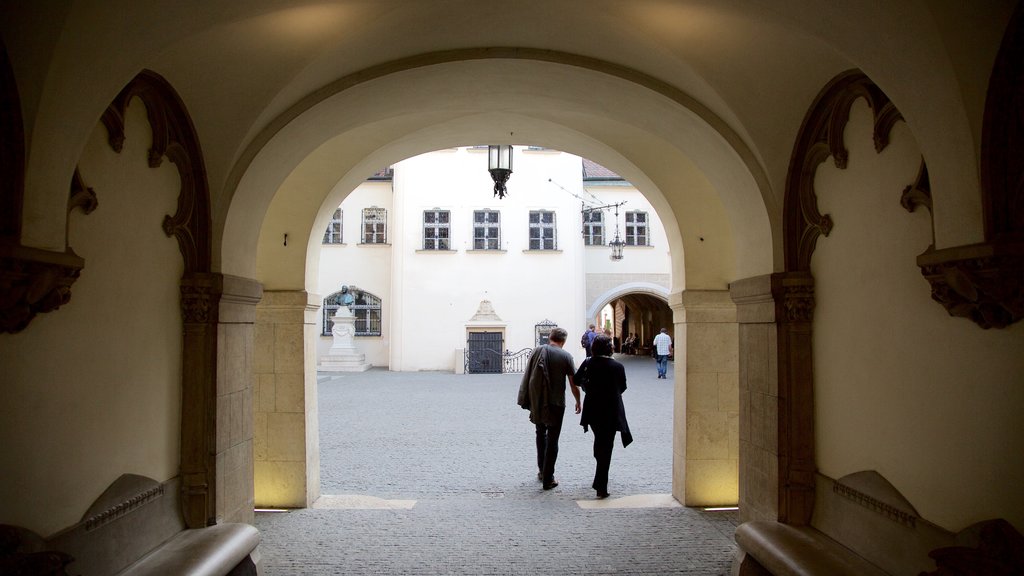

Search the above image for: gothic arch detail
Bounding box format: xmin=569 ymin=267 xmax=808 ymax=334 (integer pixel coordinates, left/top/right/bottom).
xmin=102 ymin=69 xmax=211 ymax=274
xmin=775 ymin=69 xmax=906 ymax=525
xmin=102 ymin=70 xmax=218 ymax=528
xmin=783 ymin=69 xmax=904 ymax=272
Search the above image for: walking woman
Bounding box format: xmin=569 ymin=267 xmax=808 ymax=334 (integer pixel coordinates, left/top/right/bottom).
xmin=575 ymin=334 xmax=633 ymax=499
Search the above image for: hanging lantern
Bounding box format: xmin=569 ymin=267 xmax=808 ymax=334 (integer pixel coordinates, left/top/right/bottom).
xmin=488 ymin=144 xmax=513 ymax=198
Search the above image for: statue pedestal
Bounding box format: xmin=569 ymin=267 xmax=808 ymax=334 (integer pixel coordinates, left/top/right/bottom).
xmin=319 ymin=307 xmax=371 ymax=372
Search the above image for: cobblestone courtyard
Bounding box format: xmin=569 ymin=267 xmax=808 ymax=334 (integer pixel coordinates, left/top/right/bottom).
xmin=255 ymin=356 xmax=738 ymax=575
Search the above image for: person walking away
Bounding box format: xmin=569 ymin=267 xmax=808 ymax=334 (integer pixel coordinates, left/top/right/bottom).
xmin=653 ymin=327 xmax=673 ymax=379
xmin=581 ymin=324 xmax=597 ymax=357
xmin=575 ymin=334 xmax=632 ymax=498
xmin=517 ymin=327 xmax=580 ymax=490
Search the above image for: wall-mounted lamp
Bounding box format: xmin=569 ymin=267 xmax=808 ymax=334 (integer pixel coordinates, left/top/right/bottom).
xmin=609 ymin=202 xmax=625 ymax=261
xmin=488 ymin=144 xmax=513 ymax=199
xmin=583 ymin=201 xmax=627 ymax=261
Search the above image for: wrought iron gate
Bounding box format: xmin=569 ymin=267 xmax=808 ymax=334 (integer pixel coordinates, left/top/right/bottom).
xmin=465 ymin=332 xmax=533 ymax=374
xmin=466 ymin=332 xmax=503 ymax=374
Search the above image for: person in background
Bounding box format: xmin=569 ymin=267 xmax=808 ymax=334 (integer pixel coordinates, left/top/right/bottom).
xmin=581 ymin=324 xmax=597 ymax=357
xmin=576 ymin=334 xmax=632 ymax=499
xmin=652 ymin=327 xmax=673 ymax=379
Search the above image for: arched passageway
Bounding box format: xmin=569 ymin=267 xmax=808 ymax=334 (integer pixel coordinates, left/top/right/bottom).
xmin=236 ymin=50 xmax=770 ymax=511
xmin=6 ymin=6 xmax=1021 ymax=571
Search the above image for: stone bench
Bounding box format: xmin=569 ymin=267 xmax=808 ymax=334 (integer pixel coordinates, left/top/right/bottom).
xmin=1 ymin=474 xmax=259 ymax=576
xmin=734 ymin=470 xmax=1022 ymax=576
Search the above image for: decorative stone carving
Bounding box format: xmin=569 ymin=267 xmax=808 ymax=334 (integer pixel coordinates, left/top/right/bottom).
xmin=469 ymin=300 xmax=504 ymax=323
xmin=68 ymin=169 xmax=99 ymax=218
xmin=918 ymin=242 xmax=1024 ymax=329
xmin=0 ymin=40 xmax=89 ymax=334
xmin=914 ymin=3 xmax=1024 ymax=330
xmin=0 ymin=244 xmax=84 ymax=333
xmin=922 ymin=519 xmax=1024 ymax=576
xmin=900 ymin=160 xmax=932 ymax=216
xmin=104 ymin=70 xmax=216 ymax=528
xmin=784 ymin=69 xmax=903 ymax=272
xmin=102 ymin=70 xmax=211 ymax=274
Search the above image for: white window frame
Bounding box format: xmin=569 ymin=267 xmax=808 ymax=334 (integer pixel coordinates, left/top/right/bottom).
xmin=422 ymin=209 xmax=451 ymax=250
xmin=582 ymin=209 xmax=604 ymax=246
xmin=322 ymin=208 xmax=343 ymax=244
xmin=361 ymin=207 xmax=387 ymax=244
xmin=529 ymin=210 xmax=557 ymax=250
xmin=625 ymin=210 xmax=649 ymax=246
xmin=473 ymin=209 xmax=501 ymax=250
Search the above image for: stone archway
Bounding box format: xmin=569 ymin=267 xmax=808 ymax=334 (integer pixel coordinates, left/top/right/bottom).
xmin=229 ymin=54 xmax=771 ymax=510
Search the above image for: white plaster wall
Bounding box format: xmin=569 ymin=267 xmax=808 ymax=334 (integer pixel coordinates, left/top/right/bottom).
xmin=0 ymin=101 xmax=184 ymax=536
xmin=315 ymin=180 xmax=392 ymax=366
xmin=812 ymin=100 xmax=1024 ymax=532
xmin=316 ymin=147 xmax=592 ymax=371
xmin=582 ymin=183 xmax=671 ymax=275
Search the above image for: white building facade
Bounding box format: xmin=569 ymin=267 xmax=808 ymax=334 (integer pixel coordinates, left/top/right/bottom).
xmin=316 ymin=146 xmax=672 ymax=371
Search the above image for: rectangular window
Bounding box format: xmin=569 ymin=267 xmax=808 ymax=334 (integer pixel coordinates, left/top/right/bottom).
xmin=322 ymin=208 xmax=343 ymax=244
xmin=582 ymin=210 xmax=604 ymax=246
xmin=422 ymin=209 xmax=451 ymax=250
xmin=529 ymin=210 xmax=557 ymax=250
xmin=625 ymin=210 xmax=648 ymax=246
xmin=473 ymin=210 xmax=501 ymax=250
xmin=362 ymin=207 xmax=387 ymax=244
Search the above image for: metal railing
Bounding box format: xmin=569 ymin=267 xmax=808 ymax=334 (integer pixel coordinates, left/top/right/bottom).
xmin=464 ymin=347 xmax=534 ymax=374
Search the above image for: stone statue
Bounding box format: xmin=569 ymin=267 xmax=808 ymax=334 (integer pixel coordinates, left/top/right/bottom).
xmin=339 ymin=285 xmax=355 ymax=308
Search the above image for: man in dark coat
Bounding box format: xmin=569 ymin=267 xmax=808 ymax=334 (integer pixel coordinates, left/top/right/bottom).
xmin=517 ymin=327 xmax=580 ymax=490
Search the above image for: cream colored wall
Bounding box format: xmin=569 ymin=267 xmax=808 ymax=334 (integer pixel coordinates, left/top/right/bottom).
xmin=583 ymin=183 xmax=671 ymax=275
xmin=315 ymin=181 xmax=393 ymax=367
xmin=812 ymin=100 xmax=1024 ymax=532
xmin=0 ymin=101 xmax=184 ymax=536
xmin=315 ymin=147 xmax=591 ymax=371
xmin=390 ymin=147 xmax=587 ymax=370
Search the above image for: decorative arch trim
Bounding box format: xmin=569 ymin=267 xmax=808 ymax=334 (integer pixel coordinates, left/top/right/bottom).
xmin=783 ymin=69 xmax=904 ymax=272
xmin=220 ymin=47 xmax=774 ymax=242
xmin=775 ymin=69 xmax=906 ymax=525
xmin=102 ymin=69 xmax=211 ymax=274
xmin=586 ymin=282 xmax=670 ymax=320
xmin=103 ymin=70 xmax=218 ymax=528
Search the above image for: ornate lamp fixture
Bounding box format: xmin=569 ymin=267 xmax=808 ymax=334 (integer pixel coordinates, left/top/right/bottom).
xmin=488 ymin=144 xmax=513 ymax=198
xmin=609 ymin=202 xmax=625 ymax=261
xmin=582 ymin=201 xmax=627 ymax=260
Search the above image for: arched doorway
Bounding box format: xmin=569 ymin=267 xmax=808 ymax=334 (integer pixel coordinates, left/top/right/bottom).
xmin=223 ymin=54 xmax=770 ymax=510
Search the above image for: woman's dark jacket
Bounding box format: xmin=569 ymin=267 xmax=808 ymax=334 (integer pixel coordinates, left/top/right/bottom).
xmin=575 ymin=356 xmax=633 ymax=447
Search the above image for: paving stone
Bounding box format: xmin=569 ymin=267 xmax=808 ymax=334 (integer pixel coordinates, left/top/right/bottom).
xmin=257 ymin=356 xmax=738 ymax=575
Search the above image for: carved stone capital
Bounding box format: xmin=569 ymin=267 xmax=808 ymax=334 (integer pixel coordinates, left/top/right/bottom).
xmin=180 ymin=273 xmax=224 ymax=324
xmin=772 ymin=272 xmax=816 ymax=324
xmin=918 ymin=241 xmax=1024 ymax=329
xmin=0 ymin=242 xmax=84 ymax=333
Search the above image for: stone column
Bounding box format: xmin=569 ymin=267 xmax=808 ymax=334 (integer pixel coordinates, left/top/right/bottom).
xmin=179 ymin=273 xmax=262 ymax=527
xmin=672 ymin=290 xmax=739 ymax=507
xmin=215 ymin=275 xmax=262 ymax=524
xmin=730 ymin=275 xmax=779 ymax=523
xmin=730 ymin=272 xmax=816 ymax=525
xmin=254 ymin=290 xmax=321 ymax=508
